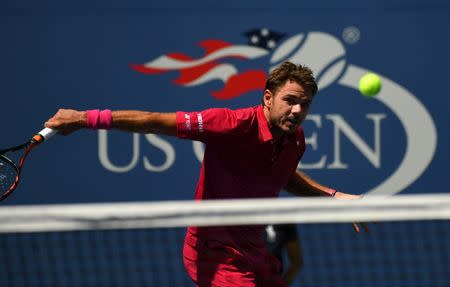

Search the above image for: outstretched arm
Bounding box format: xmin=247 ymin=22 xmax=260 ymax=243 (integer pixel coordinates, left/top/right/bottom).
xmin=44 ymin=109 xmax=177 ymax=136
xmin=284 ymin=171 xmax=336 ymax=197
xmin=284 ymin=171 xmax=369 ymax=233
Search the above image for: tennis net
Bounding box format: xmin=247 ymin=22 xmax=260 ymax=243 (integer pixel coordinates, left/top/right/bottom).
xmin=1 ymin=194 xmax=449 ymax=287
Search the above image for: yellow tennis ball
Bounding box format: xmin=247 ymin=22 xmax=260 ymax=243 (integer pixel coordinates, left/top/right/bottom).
xmin=359 ymin=73 xmax=382 ymax=97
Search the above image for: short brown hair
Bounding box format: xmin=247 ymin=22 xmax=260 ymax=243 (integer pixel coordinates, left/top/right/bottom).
xmin=264 ymin=61 xmax=318 ymax=97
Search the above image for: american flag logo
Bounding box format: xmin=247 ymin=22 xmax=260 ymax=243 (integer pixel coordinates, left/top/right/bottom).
xmin=131 ymin=28 xmax=285 ymax=100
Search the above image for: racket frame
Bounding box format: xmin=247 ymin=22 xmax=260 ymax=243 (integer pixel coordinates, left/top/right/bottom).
xmin=0 ymin=128 xmax=55 ymax=201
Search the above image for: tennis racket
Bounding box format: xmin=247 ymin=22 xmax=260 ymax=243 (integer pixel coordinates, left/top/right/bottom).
xmin=0 ymin=128 xmax=56 ymax=201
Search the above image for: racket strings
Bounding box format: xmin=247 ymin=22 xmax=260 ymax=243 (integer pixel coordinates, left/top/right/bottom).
xmin=0 ymin=159 xmax=18 ymax=200
xmin=0 ymin=129 xmax=54 ymax=202
xmin=0 ymin=144 xmax=35 ymax=201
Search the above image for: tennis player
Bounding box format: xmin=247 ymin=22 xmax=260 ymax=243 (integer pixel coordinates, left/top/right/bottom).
xmin=45 ymin=61 xmax=368 ymax=287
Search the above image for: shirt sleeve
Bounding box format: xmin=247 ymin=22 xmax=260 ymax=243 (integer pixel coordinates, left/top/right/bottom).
xmin=175 ymin=108 xmax=248 ymax=143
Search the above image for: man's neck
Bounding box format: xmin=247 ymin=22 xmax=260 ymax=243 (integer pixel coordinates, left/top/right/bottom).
xmin=262 ymin=106 xmax=283 ymax=142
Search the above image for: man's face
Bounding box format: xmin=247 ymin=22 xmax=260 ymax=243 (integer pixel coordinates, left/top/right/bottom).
xmin=263 ymin=80 xmax=313 ymax=138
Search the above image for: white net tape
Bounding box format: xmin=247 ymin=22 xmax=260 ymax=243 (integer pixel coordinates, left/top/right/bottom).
xmin=1 ymin=193 xmax=450 ymax=233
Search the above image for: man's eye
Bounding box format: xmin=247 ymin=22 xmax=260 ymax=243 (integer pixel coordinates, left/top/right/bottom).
xmin=286 ymin=98 xmax=297 ymax=104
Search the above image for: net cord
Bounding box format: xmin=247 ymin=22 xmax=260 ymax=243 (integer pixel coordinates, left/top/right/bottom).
xmin=1 ymin=194 xmax=450 ymax=233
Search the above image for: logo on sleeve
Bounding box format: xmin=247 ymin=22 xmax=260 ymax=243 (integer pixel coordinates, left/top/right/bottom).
xmin=184 ymin=114 xmax=191 ymax=131
xmin=197 ymin=113 xmax=204 ymax=133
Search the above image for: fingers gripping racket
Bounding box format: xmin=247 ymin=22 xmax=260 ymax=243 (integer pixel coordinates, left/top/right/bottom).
xmin=0 ymin=128 xmax=56 ymax=201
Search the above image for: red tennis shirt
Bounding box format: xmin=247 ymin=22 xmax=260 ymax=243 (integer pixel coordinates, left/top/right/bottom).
xmin=176 ymin=105 xmax=306 ymax=247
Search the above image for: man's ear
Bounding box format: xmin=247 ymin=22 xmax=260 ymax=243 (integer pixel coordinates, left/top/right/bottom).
xmin=263 ymin=89 xmax=272 ymax=108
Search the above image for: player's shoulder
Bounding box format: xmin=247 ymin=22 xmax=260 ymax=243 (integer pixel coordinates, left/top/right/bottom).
xmin=206 ymin=106 xmax=257 ymax=121
xmin=233 ymin=106 xmax=259 ymax=119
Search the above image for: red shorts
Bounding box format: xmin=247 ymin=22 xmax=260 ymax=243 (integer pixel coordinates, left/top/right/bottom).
xmin=183 ymin=233 xmax=286 ymax=287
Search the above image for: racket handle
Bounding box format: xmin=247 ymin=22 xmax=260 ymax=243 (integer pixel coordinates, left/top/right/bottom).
xmin=38 ymin=128 xmax=57 ymax=140
xmin=32 ymin=128 xmax=57 ymax=143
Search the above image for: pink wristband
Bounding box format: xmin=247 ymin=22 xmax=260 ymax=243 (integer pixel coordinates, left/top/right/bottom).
xmin=86 ymin=109 xmax=100 ymax=129
xmin=99 ymin=109 xmax=112 ymax=130
xmin=86 ymin=109 xmax=112 ymax=130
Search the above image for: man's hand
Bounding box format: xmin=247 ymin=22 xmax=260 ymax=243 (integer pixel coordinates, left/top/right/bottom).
xmin=334 ymin=191 xmax=370 ymax=233
xmin=45 ymin=109 xmax=86 ymax=135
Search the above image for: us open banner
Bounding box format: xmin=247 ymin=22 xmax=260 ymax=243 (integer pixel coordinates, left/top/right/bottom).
xmin=0 ymin=1 xmax=445 ymax=204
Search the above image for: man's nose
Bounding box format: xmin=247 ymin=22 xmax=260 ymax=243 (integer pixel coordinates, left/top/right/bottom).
xmin=291 ymin=104 xmax=301 ymax=114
